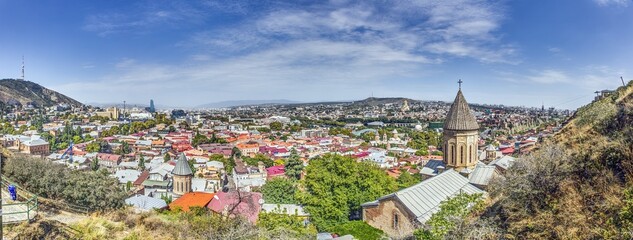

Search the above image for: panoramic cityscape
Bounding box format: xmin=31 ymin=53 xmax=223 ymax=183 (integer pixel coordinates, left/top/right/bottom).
xmin=0 ymin=0 xmax=632 ymax=240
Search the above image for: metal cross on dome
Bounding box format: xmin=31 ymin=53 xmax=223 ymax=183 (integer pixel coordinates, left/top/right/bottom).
xmin=458 ymin=79 xmax=463 ymax=90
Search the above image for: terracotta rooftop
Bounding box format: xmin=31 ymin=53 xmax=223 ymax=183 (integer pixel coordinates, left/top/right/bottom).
xmin=169 ymin=192 xmax=215 ymax=212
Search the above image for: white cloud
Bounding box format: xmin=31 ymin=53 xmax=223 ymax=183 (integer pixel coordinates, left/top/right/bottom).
xmin=74 ymin=0 xmax=517 ymax=105
xmin=115 ymin=58 xmax=137 ymax=68
xmin=594 ymin=0 xmax=630 ymax=7
xmin=527 ymin=70 xmax=571 ymax=84
xmin=511 ymin=65 xmax=627 ymax=89
xmin=548 ymin=47 xmax=561 ymax=53
xmin=83 ymin=1 xmax=206 ymax=36
xmin=187 ymin=0 xmax=514 ymax=63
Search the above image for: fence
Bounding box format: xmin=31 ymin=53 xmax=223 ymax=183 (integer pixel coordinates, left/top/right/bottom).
xmin=1 ymin=179 xmax=38 ymax=224
xmin=1 ymin=177 xmax=90 ymax=215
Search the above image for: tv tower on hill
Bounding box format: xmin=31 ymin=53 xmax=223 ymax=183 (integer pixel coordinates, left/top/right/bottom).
xmin=21 ymin=55 xmax=25 ymax=81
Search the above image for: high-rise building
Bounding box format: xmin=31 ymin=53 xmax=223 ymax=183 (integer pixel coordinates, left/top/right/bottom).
xmin=149 ymin=99 xmax=156 ymax=113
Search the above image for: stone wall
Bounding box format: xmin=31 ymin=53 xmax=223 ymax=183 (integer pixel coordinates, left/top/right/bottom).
xmin=363 ymin=197 xmax=418 ymax=239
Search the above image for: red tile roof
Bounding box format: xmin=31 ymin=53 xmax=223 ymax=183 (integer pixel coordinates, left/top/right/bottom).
xmin=169 ymin=192 xmax=215 ymax=212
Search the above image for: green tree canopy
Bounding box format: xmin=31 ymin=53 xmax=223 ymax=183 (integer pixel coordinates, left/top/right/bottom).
xmin=243 ymin=153 xmax=274 ymax=168
xmin=284 ymin=149 xmax=304 ymax=180
xmin=414 ymin=193 xmax=484 ymax=240
xmin=270 ymin=122 xmax=283 ymax=131
xmin=298 ymin=154 xmax=398 ymax=230
xmin=397 ymin=171 xmax=421 ymax=189
xmin=262 ymin=178 xmax=299 ymax=204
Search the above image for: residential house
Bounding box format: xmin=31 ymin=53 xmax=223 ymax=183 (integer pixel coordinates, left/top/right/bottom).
xmin=207 ymin=191 xmax=263 ymax=223
xmin=97 ymin=153 xmax=122 ymax=168
xmin=169 ymin=192 xmax=215 ymax=212
xmin=232 ymin=158 xmax=267 ymax=192
xmin=265 ymin=165 xmax=285 ymax=180
xmin=236 ymin=142 xmax=260 ymax=157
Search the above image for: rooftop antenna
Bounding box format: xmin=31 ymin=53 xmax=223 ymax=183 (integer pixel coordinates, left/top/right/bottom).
xmin=458 ymin=79 xmax=463 ymax=90
xmin=21 ymin=55 xmax=25 ymax=80
xmin=621 ymin=76 xmax=626 ymax=87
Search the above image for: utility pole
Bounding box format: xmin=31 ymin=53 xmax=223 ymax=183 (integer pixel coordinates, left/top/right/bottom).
xmin=622 ymin=76 xmax=626 ymax=87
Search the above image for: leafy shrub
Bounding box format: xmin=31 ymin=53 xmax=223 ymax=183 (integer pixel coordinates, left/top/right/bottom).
xmin=328 ymin=221 xmax=385 ymax=240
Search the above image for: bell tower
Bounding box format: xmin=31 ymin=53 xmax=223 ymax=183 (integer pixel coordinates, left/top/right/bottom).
xmin=443 ymin=80 xmax=480 ymax=170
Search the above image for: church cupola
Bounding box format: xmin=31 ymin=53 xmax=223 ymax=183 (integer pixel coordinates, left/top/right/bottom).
xmin=442 ymin=80 xmax=480 ymax=170
xmin=172 ymin=153 xmax=193 ymax=196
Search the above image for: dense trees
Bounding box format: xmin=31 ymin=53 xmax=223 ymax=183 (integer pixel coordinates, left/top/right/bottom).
xmin=396 ymin=171 xmax=421 ymax=189
xmin=3 ymin=155 xmax=127 ymax=211
xmin=269 ymin=122 xmax=283 ymax=131
xmin=257 ymin=211 xmax=317 ymax=237
xmin=284 ymin=149 xmax=303 ymax=180
xmin=298 ymin=154 xmax=398 ymax=230
xmin=242 ymin=153 xmax=274 ymax=168
xmin=328 ymin=221 xmax=385 ymax=240
xmin=262 ymin=178 xmax=298 ymax=204
xmin=192 ymin=132 xmax=227 ymax=147
xmin=328 ymin=127 xmax=353 ymax=137
xmin=414 ymin=193 xmax=487 ymax=240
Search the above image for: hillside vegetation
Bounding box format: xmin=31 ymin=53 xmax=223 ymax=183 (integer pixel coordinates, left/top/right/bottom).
xmin=473 ymin=81 xmax=633 ymax=239
xmin=0 ymin=79 xmax=82 ymax=107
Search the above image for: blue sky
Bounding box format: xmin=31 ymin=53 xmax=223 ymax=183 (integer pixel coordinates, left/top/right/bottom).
xmin=0 ymin=0 xmax=631 ymax=109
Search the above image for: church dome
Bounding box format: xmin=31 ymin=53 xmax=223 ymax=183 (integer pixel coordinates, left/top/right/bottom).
xmin=443 ymin=90 xmax=479 ymax=131
xmin=172 ymin=153 xmax=193 ymax=176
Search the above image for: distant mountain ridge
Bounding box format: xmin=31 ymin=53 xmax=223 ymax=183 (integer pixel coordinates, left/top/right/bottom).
xmin=351 ymin=97 xmax=417 ymax=106
xmin=196 ymin=99 xmax=300 ymax=108
xmin=0 ymin=79 xmax=82 ymax=107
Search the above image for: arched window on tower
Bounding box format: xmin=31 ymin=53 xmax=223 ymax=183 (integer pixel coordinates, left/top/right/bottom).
xmin=460 ymin=146 xmax=464 ymax=164
xmin=468 ymin=145 xmax=472 ymax=164
xmin=451 ymin=144 xmax=455 ymax=165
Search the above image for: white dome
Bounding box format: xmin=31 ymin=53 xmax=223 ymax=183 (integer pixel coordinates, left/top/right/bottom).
xmin=414 ymin=125 xmax=423 ymax=130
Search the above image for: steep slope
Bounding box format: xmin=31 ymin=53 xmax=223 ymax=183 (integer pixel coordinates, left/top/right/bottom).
xmin=0 ymin=79 xmax=82 ymax=107
xmin=479 ymin=80 xmax=633 ymax=239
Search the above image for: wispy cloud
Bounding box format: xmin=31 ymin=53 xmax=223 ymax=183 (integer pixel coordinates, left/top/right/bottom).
xmin=83 ymin=1 xmax=206 ymax=36
xmin=505 ymin=65 xmax=627 ymax=89
xmin=187 ymin=0 xmax=515 ymax=63
xmin=594 ymin=0 xmax=630 ymax=7
xmin=527 ymin=70 xmax=571 ymax=84
xmin=548 ymin=47 xmax=561 ymax=53
xmin=74 ymin=0 xmax=518 ymax=105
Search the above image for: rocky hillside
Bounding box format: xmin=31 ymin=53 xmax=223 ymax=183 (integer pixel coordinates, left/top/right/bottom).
xmin=0 ymin=79 xmax=82 ymax=108
xmin=474 ymin=80 xmax=633 ymax=239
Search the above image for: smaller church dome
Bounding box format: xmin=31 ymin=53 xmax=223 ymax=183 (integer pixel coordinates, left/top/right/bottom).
xmin=172 ymin=153 xmax=193 ymax=176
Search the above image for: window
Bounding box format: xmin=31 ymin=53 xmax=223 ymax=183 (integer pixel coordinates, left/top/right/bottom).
xmin=460 ymin=146 xmax=464 ymax=164
xmin=451 ymin=145 xmax=455 ymax=165
xmin=393 ymin=212 xmax=399 ymax=230
xmin=468 ymin=145 xmax=472 ymax=164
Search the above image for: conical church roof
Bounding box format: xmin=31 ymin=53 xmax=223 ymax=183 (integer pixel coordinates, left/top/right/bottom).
xmin=443 ymin=90 xmax=479 ymax=131
xmin=172 ymin=153 xmax=193 ymax=176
